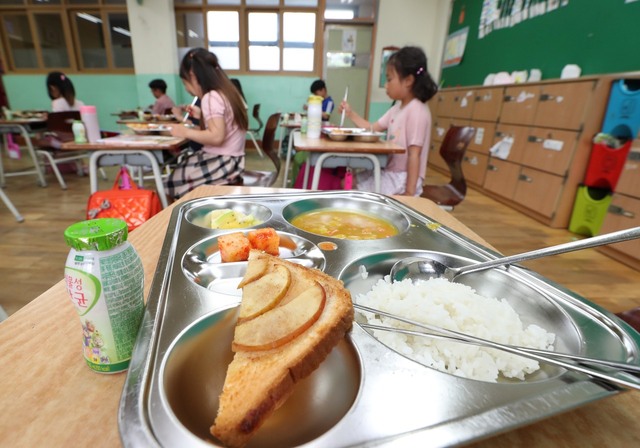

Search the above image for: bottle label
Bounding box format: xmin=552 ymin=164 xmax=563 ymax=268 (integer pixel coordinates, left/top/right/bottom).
xmin=64 ymin=245 xmax=144 ymax=373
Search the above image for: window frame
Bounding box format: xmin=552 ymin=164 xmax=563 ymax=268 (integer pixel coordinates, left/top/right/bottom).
xmin=0 ymin=2 xmax=132 ymax=74
xmin=175 ymin=0 xmax=325 ymax=76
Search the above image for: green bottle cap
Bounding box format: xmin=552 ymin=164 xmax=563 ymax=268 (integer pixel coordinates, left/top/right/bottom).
xmin=64 ymin=218 xmax=128 ymax=251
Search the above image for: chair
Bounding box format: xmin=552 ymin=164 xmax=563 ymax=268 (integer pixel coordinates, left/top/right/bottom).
xmin=242 ymin=112 xmax=282 ymax=187
xmin=420 ymin=125 xmax=476 ymax=210
xmin=230 ymin=78 xmax=246 ymax=102
xmin=35 ymin=111 xmax=90 ymax=190
xmin=616 ymin=308 xmax=640 ymax=333
xmin=246 ymin=104 xmax=265 ymax=158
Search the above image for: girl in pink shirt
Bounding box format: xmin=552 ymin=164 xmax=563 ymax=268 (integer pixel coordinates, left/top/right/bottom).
xmin=339 ymin=46 xmax=438 ymax=196
xmin=46 ymin=71 xmax=85 ymax=112
xmin=167 ymin=48 xmax=248 ymax=200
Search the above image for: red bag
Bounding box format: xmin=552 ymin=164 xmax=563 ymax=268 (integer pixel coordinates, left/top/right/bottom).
xmin=86 ymin=167 xmax=162 ymax=231
xmin=293 ymin=163 xmax=347 ymax=190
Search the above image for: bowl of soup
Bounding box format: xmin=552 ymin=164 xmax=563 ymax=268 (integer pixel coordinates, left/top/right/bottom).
xmin=289 ymin=209 xmax=397 ymax=240
xmin=283 ymin=198 xmax=409 ymax=240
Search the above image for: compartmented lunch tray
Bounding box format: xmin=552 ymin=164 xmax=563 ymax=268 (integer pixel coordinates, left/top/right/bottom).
xmin=119 ymin=191 xmax=640 ymax=448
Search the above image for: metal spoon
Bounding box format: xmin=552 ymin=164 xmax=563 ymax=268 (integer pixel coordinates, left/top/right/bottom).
xmin=391 ymin=226 xmax=640 ymax=283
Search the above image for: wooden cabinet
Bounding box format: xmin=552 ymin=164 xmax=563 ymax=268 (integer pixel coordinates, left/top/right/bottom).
xmin=513 ymin=168 xmax=565 ymax=219
xmin=472 ymin=87 xmax=503 ymax=122
xmin=449 ymin=89 xmax=476 ymax=119
xmin=598 ymin=142 xmax=640 ymax=269
xmin=483 ymin=158 xmax=519 ymax=200
xmin=521 ymin=128 xmax=579 ymax=175
xmin=462 ymin=152 xmax=489 ymax=186
xmin=493 ymin=124 xmax=528 ymax=163
xmin=428 ymin=142 xmax=449 ymax=172
xmin=501 ymin=85 xmax=540 ymax=126
xmin=467 ymin=122 xmax=496 ymax=155
xmin=429 ymin=75 xmax=613 ymax=228
xmin=534 ymin=82 xmax=594 ymax=130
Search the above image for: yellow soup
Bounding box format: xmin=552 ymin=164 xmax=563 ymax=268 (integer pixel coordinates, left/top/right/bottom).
xmin=291 ymin=209 xmax=398 ymax=240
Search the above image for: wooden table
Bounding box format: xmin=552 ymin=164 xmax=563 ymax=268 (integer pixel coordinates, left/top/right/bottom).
xmin=116 ymin=118 xmax=179 ymax=125
xmin=292 ymin=132 xmax=404 ymax=192
xmin=61 ymin=135 xmax=188 ymax=208
xmin=0 ymin=117 xmax=48 ymax=187
xmin=0 ymin=186 xmax=638 ymax=447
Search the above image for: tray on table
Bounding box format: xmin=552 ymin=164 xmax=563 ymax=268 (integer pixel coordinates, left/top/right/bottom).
xmin=119 ymin=191 xmax=640 ymax=448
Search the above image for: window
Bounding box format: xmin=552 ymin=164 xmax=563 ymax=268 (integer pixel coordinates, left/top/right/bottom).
xmin=175 ymin=0 xmax=320 ymax=74
xmin=247 ymin=12 xmax=279 ymax=71
xmin=207 ymin=10 xmax=240 ymax=69
xmin=324 ymin=0 xmax=376 ymax=20
xmin=0 ymin=1 xmax=131 ymax=73
xmin=2 ymin=14 xmax=37 ymax=69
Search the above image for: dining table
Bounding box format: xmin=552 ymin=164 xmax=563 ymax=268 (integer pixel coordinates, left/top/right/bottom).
xmin=116 ymin=117 xmax=179 ymax=126
xmin=60 ymin=135 xmax=188 ymax=208
xmin=0 ymin=117 xmax=49 ymax=187
xmin=291 ymin=132 xmax=404 ymax=191
xmin=0 ymin=184 xmax=638 ymax=447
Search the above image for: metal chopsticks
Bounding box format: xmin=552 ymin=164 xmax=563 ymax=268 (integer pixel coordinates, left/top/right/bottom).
xmin=355 ymin=303 xmax=640 ymax=390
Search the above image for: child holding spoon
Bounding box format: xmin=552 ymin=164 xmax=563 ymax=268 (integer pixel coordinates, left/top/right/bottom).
xmin=338 ymin=46 xmax=438 ymax=196
xmin=166 ymin=48 xmax=248 ymax=200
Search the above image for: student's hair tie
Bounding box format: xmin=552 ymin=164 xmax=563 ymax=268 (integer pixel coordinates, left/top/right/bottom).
xmin=415 ymin=67 xmax=424 ymax=76
xmin=61 ymin=74 xmax=66 ymax=80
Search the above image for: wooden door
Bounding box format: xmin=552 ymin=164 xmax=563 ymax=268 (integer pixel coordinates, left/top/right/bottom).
xmin=437 ymin=90 xmax=458 ymax=118
xmin=483 ymin=158 xmax=520 ymax=199
xmin=600 ymin=193 xmax=640 ymax=258
xmin=534 ymin=81 xmax=595 ymax=130
xmin=450 ymin=88 xmax=475 ymax=119
xmin=513 ymin=168 xmax=564 ymax=218
xmin=472 ymin=87 xmax=503 ymax=122
xmin=522 ymin=128 xmax=579 ymax=175
xmin=468 ymin=121 xmax=496 ymax=155
xmin=493 ymin=124 xmax=529 ymax=163
xmin=615 ymin=145 xmax=640 ymax=197
xmin=432 ymin=117 xmax=451 ymax=143
xmin=428 ymin=142 xmax=449 ymax=172
xmin=500 ymin=85 xmax=541 ymax=125
xmin=463 ymin=151 xmax=489 ymax=186
xmin=324 ymin=25 xmax=373 ymax=125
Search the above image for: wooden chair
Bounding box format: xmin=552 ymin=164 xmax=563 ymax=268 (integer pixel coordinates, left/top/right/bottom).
xmin=616 ymin=308 xmax=640 ymax=333
xmin=35 ymin=111 xmax=89 ymax=190
xmin=242 ymin=112 xmax=282 ymax=187
xmin=421 ymin=125 xmax=476 ymax=210
xmin=246 ymin=104 xmax=265 ymax=158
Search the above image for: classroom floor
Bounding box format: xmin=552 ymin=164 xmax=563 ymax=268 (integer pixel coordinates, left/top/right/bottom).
xmin=1 ymin=144 xmax=640 ymax=320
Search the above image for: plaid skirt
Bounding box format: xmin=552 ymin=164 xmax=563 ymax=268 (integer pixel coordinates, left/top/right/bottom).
xmin=165 ymin=151 xmax=244 ymax=199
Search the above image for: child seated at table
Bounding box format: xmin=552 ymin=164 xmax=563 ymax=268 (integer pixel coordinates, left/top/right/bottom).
xmin=166 ymin=48 xmax=248 ymax=200
xmin=148 ymin=79 xmax=176 ymax=115
xmin=308 ymin=79 xmax=334 ymax=121
xmin=46 ymin=72 xmax=85 ymax=112
xmin=338 ymin=46 xmax=438 ymax=196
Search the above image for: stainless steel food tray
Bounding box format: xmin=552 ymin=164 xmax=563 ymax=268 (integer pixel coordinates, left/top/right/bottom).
xmin=119 ymin=191 xmax=640 ymax=448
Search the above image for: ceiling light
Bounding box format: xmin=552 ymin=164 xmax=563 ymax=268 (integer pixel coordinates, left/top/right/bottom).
xmin=112 ymin=27 xmax=131 ymax=37
xmin=325 ymin=9 xmax=355 ymax=20
xmin=77 ymin=13 xmax=102 ymax=24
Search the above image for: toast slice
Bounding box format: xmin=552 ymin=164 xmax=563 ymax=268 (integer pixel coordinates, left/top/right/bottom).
xmin=211 ymin=250 xmax=353 ymax=447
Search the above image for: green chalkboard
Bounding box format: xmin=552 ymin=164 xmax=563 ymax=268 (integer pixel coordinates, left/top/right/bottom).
xmin=442 ymin=0 xmax=640 ymax=88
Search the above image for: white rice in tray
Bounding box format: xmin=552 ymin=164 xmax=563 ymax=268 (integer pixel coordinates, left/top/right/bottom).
xmin=356 ymin=277 xmax=556 ymax=382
